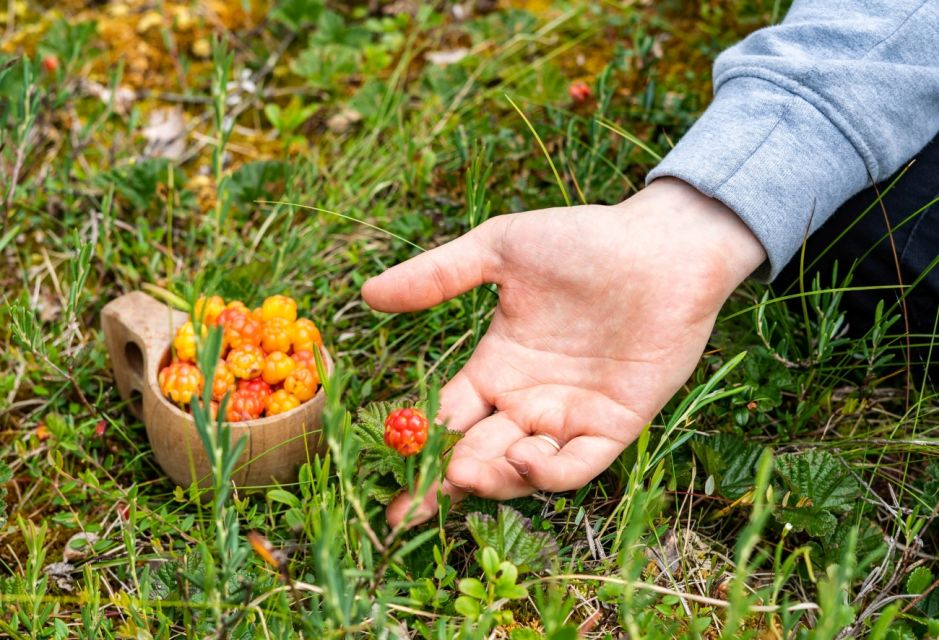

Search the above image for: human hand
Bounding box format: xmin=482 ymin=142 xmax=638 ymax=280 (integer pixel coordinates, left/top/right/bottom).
xmin=362 ymin=178 xmax=766 ymax=527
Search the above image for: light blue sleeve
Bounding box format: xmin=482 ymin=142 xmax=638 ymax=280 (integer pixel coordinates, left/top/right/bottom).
xmin=645 ymin=0 xmax=939 ymax=280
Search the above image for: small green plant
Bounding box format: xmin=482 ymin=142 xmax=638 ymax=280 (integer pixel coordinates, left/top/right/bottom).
xmin=455 ymin=546 xmax=529 ymax=626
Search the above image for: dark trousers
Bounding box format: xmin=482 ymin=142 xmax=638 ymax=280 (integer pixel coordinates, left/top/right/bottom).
xmin=775 ymin=134 xmax=939 ymax=367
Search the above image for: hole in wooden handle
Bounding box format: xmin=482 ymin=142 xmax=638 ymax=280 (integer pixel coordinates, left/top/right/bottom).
xmin=124 ymin=341 xmax=145 ymax=388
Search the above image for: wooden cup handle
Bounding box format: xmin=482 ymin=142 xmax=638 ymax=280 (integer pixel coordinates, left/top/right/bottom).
xmin=101 ymin=292 xmax=188 ymax=420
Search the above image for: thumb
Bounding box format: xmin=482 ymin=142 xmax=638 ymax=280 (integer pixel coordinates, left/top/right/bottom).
xmin=362 ymin=218 xmax=503 ymax=313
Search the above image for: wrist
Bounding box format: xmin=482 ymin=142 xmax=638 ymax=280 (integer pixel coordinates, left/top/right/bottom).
xmin=632 ymin=177 xmax=767 ymax=292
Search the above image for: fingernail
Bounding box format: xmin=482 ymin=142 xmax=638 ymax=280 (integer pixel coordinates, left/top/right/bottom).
xmin=506 ymin=458 xmax=528 ymax=476
xmin=449 ymin=481 xmax=474 ymax=493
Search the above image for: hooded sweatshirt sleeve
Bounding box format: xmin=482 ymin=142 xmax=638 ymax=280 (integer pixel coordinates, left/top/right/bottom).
xmin=646 ymin=0 xmax=939 ymax=280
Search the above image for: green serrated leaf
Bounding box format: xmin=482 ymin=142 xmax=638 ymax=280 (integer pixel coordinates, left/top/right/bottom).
xmin=466 ymin=506 xmax=558 ymax=574
xmin=776 ymin=450 xmax=860 ymax=514
xmin=690 ymin=433 xmax=763 ymax=499
xmin=366 ymin=483 xmax=399 ymax=506
xmin=352 ymin=401 xmax=462 ymax=498
xmin=353 ymin=401 xmax=409 ymax=485
xmin=776 ymin=506 xmax=837 ymax=537
xmin=821 ymin=516 xmax=884 ymax=566
xmin=907 ymin=567 xmax=934 ymax=595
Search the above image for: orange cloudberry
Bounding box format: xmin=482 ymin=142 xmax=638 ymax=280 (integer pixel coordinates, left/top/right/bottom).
xmin=291 ymin=349 xmax=317 ymax=372
xmin=262 ymin=351 xmax=296 ymax=385
xmin=291 ymin=318 xmax=322 ymax=353
xmin=211 ymin=360 xmax=236 ymax=401
xmin=266 ymin=389 xmax=300 ymax=416
xmin=217 ymin=309 xmax=262 ymax=351
xmin=227 ymin=345 xmax=265 ymax=379
xmin=159 ymin=361 xmax=204 ymax=406
xmin=284 ymin=366 xmax=319 ymax=402
xmin=261 ymin=317 xmax=293 ymax=353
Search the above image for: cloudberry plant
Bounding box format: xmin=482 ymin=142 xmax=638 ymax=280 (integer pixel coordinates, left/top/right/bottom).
xmin=158 ymin=362 xmax=204 ymax=406
xmin=284 ymin=366 xmax=318 ymax=402
xmin=227 ymin=345 xmax=265 ymax=379
xmin=194 ymin=295 xmax=226 ymax=325
xmin=261 ymin=295 xmax=297 ymax=322
xmin=211 ymin=360 xmax=236 ymax=401
xmin=291 ymin=318 xmax=322 ymax=353
xmin=173 ymin=321 xmax=205 ymax=362
xmin=217 ymin=309 xmax=262 ymax=351
xmin=226 ymin=389 xmax=264 ymax=422
xmin=262 ymin=351 xmax=295 ymax=385
xmin=266 ymin=389 xmax=300 ymax=416
xmin=238 ymin=377 xmax=272 ymax=402
xmin=261 ymin=317 xmax=293 ymax=353
xmin=384 ymin=408 xmax=429 ymax=456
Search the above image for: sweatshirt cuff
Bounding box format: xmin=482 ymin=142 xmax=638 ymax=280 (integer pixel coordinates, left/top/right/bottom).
xmin=646 ymin=76 xmax=869 ymax=281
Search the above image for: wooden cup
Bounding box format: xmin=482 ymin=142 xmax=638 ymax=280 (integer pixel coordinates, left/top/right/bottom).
xmin=101 ymin=291 xmax=330 ymax=488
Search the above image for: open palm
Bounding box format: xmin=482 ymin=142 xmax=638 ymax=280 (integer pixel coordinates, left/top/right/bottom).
xmin=362 ymin=179 xmax=765 ymax=527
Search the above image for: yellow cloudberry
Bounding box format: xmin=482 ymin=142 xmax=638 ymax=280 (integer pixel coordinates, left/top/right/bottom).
xmin=261 ymin=295 xmax=297 ymax=323
xmin=194 ymin=295 xmax=226 ymax=325
xmin=227 ymin=345 xmax=265 ymax=379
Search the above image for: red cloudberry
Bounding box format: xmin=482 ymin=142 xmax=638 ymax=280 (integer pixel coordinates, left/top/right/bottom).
xmin=384 ymin=408 xmax=429 ymax=456
xmin=266 ymin=389 xmax=300 ymax=416
xmin=217 ymin=308 xmax=262 ymax=351
xmin=159 ymin=361 xmax=204 ymax=406
xmin=226 ymin=389 xmax=264 ymax=422
xmin=284 ymin=366 xmax=319 ymax=402
xmin=227 ymin=345 xmax=265 ymax=379
xmin=238 ymin=377 xmax=272 ymax=403
xmin=41 ymin=55 xmax=59 ymax=73
xmin=568 ymin=80 xmax=593 ymax=104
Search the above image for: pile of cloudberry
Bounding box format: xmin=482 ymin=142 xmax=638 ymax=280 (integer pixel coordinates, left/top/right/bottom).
xmin=158 ymin=294 xmax=323 ymax=422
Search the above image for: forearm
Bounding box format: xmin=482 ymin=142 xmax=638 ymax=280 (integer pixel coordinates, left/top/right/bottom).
xmin=647 ymin=0 xmax=939 ymax=280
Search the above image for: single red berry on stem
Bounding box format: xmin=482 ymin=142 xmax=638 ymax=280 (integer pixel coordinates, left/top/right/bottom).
xmin=568 ymin=80 xmax=593 ymax=104
xmin=42 ymin=55 xmax=59 ymax=73
xmin=384 ymin=407 xmax=429 ymax=456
